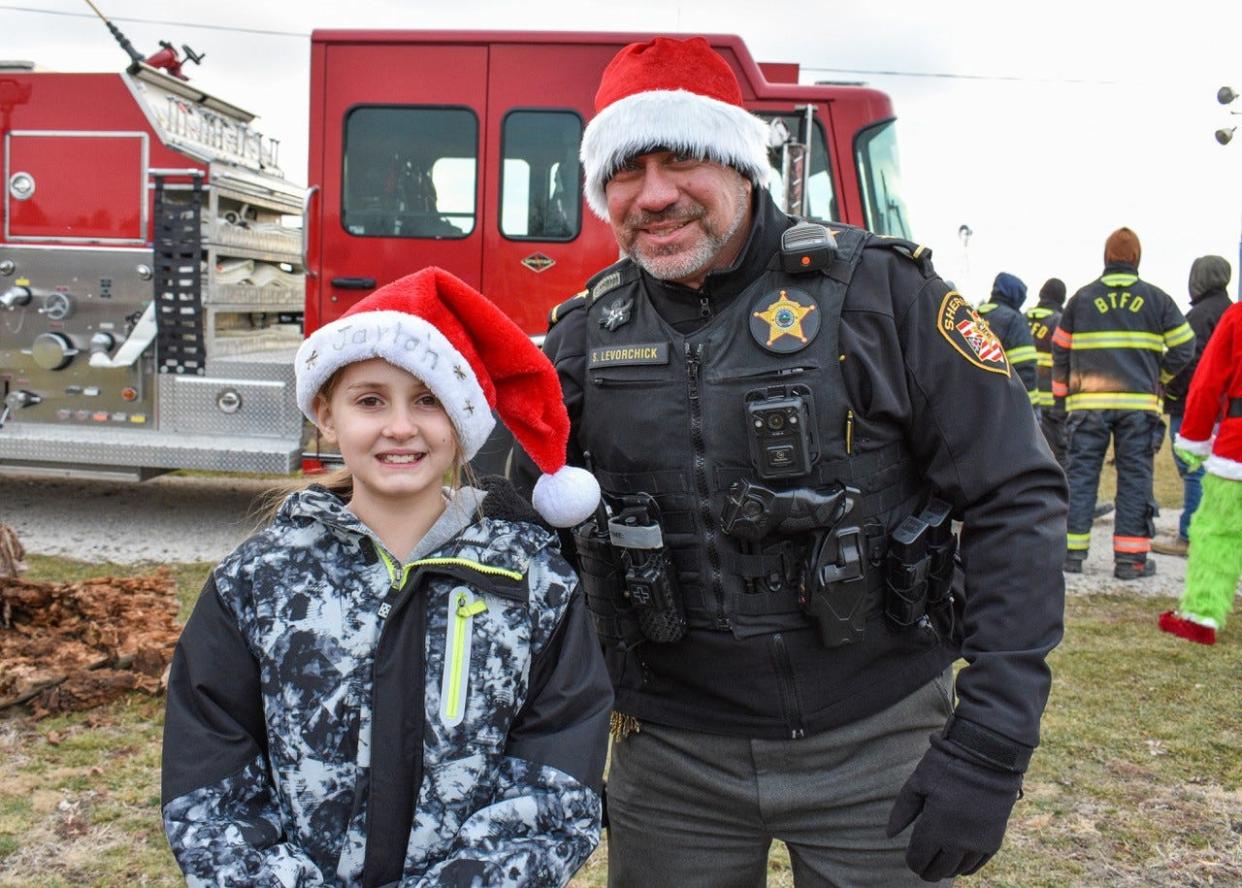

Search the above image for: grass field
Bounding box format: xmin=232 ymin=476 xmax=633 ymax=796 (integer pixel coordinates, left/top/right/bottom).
xmin=3 ymin=439 xmax=1238 ymax=887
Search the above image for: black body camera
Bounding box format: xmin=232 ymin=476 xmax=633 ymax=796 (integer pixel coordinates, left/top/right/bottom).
xmin=745 ymin=384 xmax=818 ymax=480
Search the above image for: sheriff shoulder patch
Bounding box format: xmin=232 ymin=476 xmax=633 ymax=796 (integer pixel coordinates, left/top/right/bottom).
xmin=937 ymin=291 xmax=1010 ymax=376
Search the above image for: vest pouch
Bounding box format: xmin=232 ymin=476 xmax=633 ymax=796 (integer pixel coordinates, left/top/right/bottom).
xmin=805 ymin=525 xmax=869 ymax=647
xmin=928 ymin=558 xmax=966 ymax=647
xmin=608 ymin=497 xmax=687 ymax=645
xmin=572 ymin=522 xmax=643 ymax=650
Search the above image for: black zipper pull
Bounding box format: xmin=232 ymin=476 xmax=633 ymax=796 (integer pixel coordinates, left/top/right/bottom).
xmin=686 ymin=342 xmax=702 ymax=400
xmin=699 ymin=295 xmax=711 ymax=319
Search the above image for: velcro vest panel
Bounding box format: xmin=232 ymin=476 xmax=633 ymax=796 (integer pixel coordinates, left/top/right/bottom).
xmin=577 ymin=227 xmax=926 ymax=638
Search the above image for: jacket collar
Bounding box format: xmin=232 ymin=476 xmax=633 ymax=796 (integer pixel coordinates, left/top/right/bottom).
xmin=277 ymin=485 xmax=541 ymax=581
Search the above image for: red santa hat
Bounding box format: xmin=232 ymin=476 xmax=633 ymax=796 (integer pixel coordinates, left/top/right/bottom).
xmin=580 ymin=36 xmax=772 ymax=219
xmin=295 ymin=267 xmax=600 ymax=527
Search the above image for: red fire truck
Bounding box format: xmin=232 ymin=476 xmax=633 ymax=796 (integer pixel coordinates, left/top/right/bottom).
xmin=0 ymin=40 xmax=305 ymax=479
xmin=305 ymin=30 xmax=911 ymax=338
xmin=1 ymin=29 xmax=912 ymax=480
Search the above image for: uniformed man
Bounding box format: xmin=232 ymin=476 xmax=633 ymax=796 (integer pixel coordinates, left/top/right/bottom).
xmin=522 ymin=36 xmax=1065 ymax=886
xmin=1053 ymin=228 xmax=1195 ymax=579
xmin=1027 ymin=277 xmax=1069 ymax=467
xmin=978 ymin=272 xmax=1039 ymax=404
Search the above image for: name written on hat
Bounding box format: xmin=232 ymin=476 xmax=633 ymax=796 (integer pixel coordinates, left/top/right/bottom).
xmin=314 ymin=320 xmax=445 ymax=373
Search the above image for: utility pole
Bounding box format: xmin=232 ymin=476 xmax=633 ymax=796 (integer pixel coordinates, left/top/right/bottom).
xmin=1217 ymin=86 xmax=1241 ymax=277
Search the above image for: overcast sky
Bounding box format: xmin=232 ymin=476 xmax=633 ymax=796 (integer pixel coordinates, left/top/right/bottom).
xmin=5 ymin=0 xmax=1241 ymax=309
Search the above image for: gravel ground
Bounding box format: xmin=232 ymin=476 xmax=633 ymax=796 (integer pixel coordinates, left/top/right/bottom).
xmin=2 ymin=473 xmax=275 ymax=565
xmin=1064 ymin=508 xmax=1188 ymax=598
xmin=2 ymin=473 xmax=1197 ymax=599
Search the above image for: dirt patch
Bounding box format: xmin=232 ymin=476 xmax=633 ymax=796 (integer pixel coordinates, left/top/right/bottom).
xmin=0 ymin=572 xmax=181 ymax=717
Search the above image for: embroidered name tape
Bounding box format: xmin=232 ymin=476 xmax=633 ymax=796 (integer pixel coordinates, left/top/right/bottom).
xmin=588 ymin=343 xmax=670 ymax=368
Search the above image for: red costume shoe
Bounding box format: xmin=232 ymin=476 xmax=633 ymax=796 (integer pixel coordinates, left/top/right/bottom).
xmin=1158 ymin=611 xmax=1216 ymax=645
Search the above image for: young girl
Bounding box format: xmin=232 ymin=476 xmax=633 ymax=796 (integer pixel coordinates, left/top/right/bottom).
xmin=161 ymin=267 xmax=610 ymax=887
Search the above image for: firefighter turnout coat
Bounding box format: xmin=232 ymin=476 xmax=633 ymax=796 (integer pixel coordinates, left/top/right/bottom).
xmin=978 ymin=273 xmax=1038 ymax=403
xmin=1026 ymin=302 xmax=1063 ymax=410
xmin=1052 ymin=263 xmax=1194 ymax=413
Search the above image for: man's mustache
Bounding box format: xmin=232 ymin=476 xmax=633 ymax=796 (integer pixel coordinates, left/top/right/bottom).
xmin=624 ymin=203 xmax=706 ymax=228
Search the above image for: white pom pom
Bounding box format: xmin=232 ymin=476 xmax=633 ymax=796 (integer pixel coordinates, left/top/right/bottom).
xmin=532 ymin=465 xmax=601 ymax=528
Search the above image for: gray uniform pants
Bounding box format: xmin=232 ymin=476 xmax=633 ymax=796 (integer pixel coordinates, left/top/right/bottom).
xmin=606 ymin=672 xmax=955 ymax=887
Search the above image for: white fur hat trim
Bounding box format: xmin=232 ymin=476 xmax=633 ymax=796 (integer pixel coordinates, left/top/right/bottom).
xmin=295 ymin=310 xmax=496 ymax=461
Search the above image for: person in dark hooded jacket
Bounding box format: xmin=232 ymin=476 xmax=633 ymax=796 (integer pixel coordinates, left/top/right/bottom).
xmin=979 ymin=273 xmax=1039 ymax=402
xmin=1152 ymin=255 xmax=1235 ymax=556
xmin=1027 ymin=278 xmax=1069 ymax=466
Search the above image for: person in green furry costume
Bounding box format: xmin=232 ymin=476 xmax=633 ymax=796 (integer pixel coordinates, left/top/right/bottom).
xmin=1160 ymin=298 xmax=1242 ymax=645
xmin=1159 ymin=473 xmax=1242 ymax=644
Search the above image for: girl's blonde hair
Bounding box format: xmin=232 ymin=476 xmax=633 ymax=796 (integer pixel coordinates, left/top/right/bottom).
xmin=253 ymin=366 xmax=479 ymax=528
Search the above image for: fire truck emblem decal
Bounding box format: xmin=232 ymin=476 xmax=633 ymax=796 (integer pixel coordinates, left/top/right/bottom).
xmin=521 ymin=253 xmax=556 ymax=273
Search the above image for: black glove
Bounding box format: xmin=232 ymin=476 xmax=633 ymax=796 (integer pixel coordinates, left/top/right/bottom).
xmin=886 ymin=734 xmax=1024 ymax=882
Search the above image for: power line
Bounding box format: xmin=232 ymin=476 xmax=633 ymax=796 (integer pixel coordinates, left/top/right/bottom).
xmin=802 ymin=65 xmax=1116 ymax=86
xmin=0 ymin=4 xmax=307 ymax=38
xmin=0 ymin=5 xmax=1119 ymax=84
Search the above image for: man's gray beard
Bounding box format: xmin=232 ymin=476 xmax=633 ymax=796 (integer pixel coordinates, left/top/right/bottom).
xmin=625 ymin=181 xmax=751 ymax=283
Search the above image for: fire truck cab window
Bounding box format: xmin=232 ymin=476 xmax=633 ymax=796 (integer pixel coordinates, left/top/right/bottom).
xmin=500 ymin=111 xmax=582 ymax=241
xmin=855 ymin=119 xmax=911 ymax=239
xmin=759 ymin=113 xmax=837 ymax=223
xmin=342 ymin=106 xmax=477 ymax=238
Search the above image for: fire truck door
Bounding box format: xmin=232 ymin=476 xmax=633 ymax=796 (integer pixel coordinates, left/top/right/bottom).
xmin=317 ymin=43 xmax=488 ymax=328
xmin=480 ymin=43 xmax=620 ymax=335
xmin=5 ymin=132 xmax=146 ymax=242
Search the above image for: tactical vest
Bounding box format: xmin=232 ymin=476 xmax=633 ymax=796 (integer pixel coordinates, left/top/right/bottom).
xmin=574 ymin=226 xmax=928 ymax=639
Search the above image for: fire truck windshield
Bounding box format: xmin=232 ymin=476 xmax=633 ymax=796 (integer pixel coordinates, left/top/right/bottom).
xmin=854 ymin=118 xmax=911 ymax=238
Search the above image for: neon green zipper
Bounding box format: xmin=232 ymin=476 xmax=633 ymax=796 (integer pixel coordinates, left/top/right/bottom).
xmin=375 ymin=547 xmax=417 ymax=590
xmin=372 ymin=545 xmax=505 ymax=726
xmin=441 ymin=587 xmax=487 ymax=726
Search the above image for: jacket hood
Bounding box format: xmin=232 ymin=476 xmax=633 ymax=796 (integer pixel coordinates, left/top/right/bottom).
xmin=1188 ymin=255 xmax=1231 ymax=302
xmin=990 ymin=272 xmax=1028 ymax=311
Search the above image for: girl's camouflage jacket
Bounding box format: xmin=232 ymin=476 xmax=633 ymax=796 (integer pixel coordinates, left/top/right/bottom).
xmin=161 ymin=482 xmax=612 ymax=887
